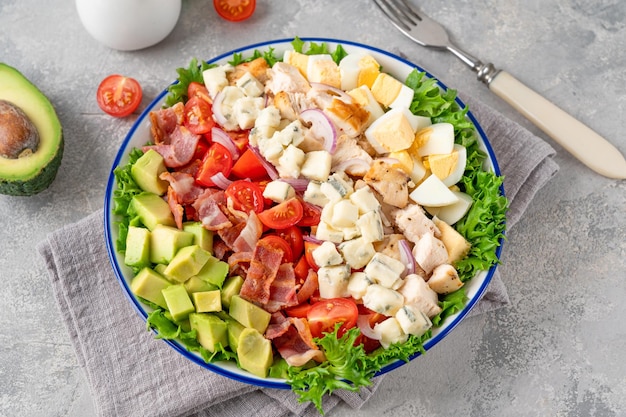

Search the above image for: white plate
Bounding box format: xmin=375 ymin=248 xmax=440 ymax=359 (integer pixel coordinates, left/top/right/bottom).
xmin=104 ymin=37 xmax=504 ymax=389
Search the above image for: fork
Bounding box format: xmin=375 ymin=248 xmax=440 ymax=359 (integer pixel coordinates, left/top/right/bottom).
xmin=373 ymin=0 xmax=626 ymax=179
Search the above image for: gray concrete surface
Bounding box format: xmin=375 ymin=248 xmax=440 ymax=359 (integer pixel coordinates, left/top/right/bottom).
xmin=1 ymin=0 xmax=625 ymax=416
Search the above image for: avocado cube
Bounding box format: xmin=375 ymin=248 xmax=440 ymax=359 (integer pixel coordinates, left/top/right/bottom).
xmin=194 ymin=256 xmax=229 ymax=288
xmin=124 ymin=226 xmax=151 ymax=269
xmin=229 ymin=295 xmax=271 ymax=334
xmin=184 ymin=276 xmax=218 ymax=295
xmin=130 ymin=267 xmax=171 ymax=309
xmin=131 ymin=149 xmax=169 ymax=195
xmin=183 ymin=221 xmax=214 ymax=253
xmin=225 ymin=316 xmax=246 ymax=351
xmin=189 ymin=313 xmax=228 ymax=352
xmin=237 ymin=328 xmax=273 ymax=378
xmin=149 ymin=224 xmax=194 ymax=265
xmin=162 ymin=284 xmax=195 ymax=322
xmin=153 ymin=263 xmax=168 ymax=276
xmin=131 ymin=192 xmax=175 ymax=231
xmin=221 ymin=275 xmax=244 ymax=309
xmin=192 ymin=290 xmax=222 ymax=313
xmin=163 ymin=245 xmax=212 ymax=283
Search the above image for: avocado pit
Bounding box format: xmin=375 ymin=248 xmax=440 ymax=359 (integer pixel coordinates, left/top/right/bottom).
xmin=0 ymin=99 xmax=40 ymax=159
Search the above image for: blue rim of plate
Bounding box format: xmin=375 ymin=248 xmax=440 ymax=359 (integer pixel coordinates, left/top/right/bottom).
xmin=104 ymin=37 xmax=505 ymax=390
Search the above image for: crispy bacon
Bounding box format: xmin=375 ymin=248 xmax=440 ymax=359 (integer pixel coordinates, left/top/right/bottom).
xmin=239 ymin=239 xmax=284 ymax=305
xmin=149 ymin=102 xmax=184 ymax=144
xmin=166 ymin=186 xmax=184 ymax=229
xmin=144 ymin=125 xmax=200 ymax=168
xmin=227 ymin=251 xmax=252 ymax=276
xmin=296 ymin=269 xmax=319 ymax=304
xmin=232 ymin=212 xmax=263 ymax=253
xmin=160 ymin=171 xmax=204 ymax=204
xmin=265 ymin=313 xmax=325 ymax=367
xmin=192 ymin=189 xmax=232 ymax=231
xmin=265 ymin=264 xmax=299 ymax=313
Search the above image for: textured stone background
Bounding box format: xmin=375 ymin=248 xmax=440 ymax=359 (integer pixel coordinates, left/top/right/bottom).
xmin=1 ymin=0 xmax=625 ymax=416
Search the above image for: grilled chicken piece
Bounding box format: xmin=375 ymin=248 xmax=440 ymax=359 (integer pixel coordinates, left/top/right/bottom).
xmin=265 ymin=62 xmax=311 ymax=95
xmin=363 ymin=160 xmax=410 ymax=208
xmin=412 ymin=232 xmax=448 ymax=276
xmin=391 ymin=203 xmax=441 ymax=244
xmin=398 ymin=274 xmax=442 ymax=318
xmin=331 ymin=134 xmax=373 ymax=176
xmin=227 ymin=57 xmax=270 ymax=84
xmin=324 ymin=98 xmax=370 ymax=138
xmin=427 ymin=264 xmax=464 ymax=294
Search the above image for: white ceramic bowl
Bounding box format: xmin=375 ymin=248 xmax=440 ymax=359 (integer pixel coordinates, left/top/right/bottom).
xmin=104 ymin=38 xmax=505 ymax=389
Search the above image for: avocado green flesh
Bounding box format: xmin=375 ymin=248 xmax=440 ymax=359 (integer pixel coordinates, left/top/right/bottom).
xmin=0 ymin=63 xmax=63 ymax=196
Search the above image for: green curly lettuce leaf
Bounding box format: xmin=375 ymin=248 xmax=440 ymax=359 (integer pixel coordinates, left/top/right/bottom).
xmin=165 ymin=58 xmax=215 ymax=107
xmin=112 ymin=147 xmax=144 ymax=252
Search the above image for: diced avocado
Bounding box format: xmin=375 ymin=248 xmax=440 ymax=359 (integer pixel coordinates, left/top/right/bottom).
xmin=131 ymin=192 xmax=176 ymax=231
xmin=0 ymin=63 xmax=63 ymax=196
xmin=131 ymin=149 xmax=168 ymax=195
xmin=124 ymin=226 xmax=151 ymax=269
xmin=162 ymin=284 xmax=195 ymax=322
xmin=221 ymin=275 xmax=244 ymax=309
xmin=189 ymin=313 xmax=228 ymax=352
xmin=225 ymin=316 xmax=246 ymax=351
xmin=163 ymin=245 xmax=211 ymax=283
xmin=229 ymin=295 xmax=271 ymax=334
xmin=130 ymin=267 xmax=171 ymax=309
xmin=192 ymin=290 xmax=222 ymax=313
xmin=153 ymin=263 xmax=168 ymax=276
xmin=149 ymin=224 xmax=194 ymax=264
xmin=195 ymin=256 xmax=229 ymax=288
xmin=184 ymin=276 xmax=218 ymax=294
xmin=237 ymin=328 xmax=273 ymax=378
xmin=163 ymin=311 xmax=191 ymax=332
xmin=183 ymin=221 xmax=214 ymax=253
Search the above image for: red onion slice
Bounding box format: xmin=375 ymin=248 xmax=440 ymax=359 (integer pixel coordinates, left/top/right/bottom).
xmin=303 ymin=234 xmax=323 ymax=245
xmin=247 ymin=146 xmax=279 ymax=180
xmin=211 ymin=91 xmax=228 ymax=127
xmin=210 ymin=172 xmax=233 ymax=190
xmin=356 ymin=315 xmax=381 ymax=340
xmin=300 ymin=108 xmax=337 ymax=153
xmin=211 ymin=127 xmax=240 ymax=160
xmin=280 ymin=178 xmax=310 ymax=192
xmin=398 ymin=239 xmax=416 ymax=277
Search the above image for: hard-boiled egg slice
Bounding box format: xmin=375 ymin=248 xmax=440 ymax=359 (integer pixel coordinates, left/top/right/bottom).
xmin=370 ymin=72 xmax=403 ymax=107
xmin=441 ymin=144 xmax=467 ymax=187
xmin=389 ymin=83 xmax=415 ymax=110
xmin=413 ymin=123 xmax=455 ymax=157
xmin=306 ymin=54 xmax=341 ymax=88
xmin=339 ymin=53 xmax=381 ymax=91
xmin=409 ymin=174 xmax=459 ymax=207
xmin=364 ymin=107 xmax=415 ymax=153
xmin=424 ymin=191 xmax=473 ymax=225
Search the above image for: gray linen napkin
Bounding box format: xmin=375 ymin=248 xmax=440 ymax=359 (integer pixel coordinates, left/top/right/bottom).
xmin=37 ymin=98 xmax=558 ymax=417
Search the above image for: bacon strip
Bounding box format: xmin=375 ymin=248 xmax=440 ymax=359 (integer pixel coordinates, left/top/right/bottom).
xmin=149 ymin=102 xmax=184 ymax=144
xmin=232 ymin=212 xmax=263 ymax=253
xmin=192 ymin=189 xmax=232 ymax=231
xmin=266 ymin=313 xmax=325 ymax=367
xmin=144 ymin=125 xmax=200 ymax=168
xmin=265 ymin=263 xmax=299 ymax=313
xmin=160 ymin=171 xmax=204 ymax=204
xmin=166 ymin=186 xmax=184 ymax=229
xmin=239 ymin=239 xmax=284 ymax=305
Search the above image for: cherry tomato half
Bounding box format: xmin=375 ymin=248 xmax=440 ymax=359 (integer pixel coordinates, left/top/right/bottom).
xmin=231 ymin=148 xmax=270 ymax=180
xmin=304 ymin=240 xmax=321 ymax=271
xmin=195 ymin=142 xmax=233 ymax=187
xmin=257 ymin=198 xmax=303 ymax=230
xmin=225 ymin=180 xmax=264 ymax=214
xmin=297 ymin=198 xmax=322 ymax=227
xmin=307 ymin=298 xmax=359 ymax=339
xmin=184 ymin=96 xmax=215 ymax=135
xmin=188 ymin=81 xmax=212 ymax=104
xmin=213 ymin=0 xmax=256 ymax=22
xmin=96 ymin=74 xmax=142 ymax=117
xmin=259 ymin=235 xmax=293 ymax=264
xmin=273 ymin=225 xmax=304 ymax=260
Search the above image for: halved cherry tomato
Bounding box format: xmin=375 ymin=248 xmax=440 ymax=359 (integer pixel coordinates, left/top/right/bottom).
xmin=227 ymin=130 xmax=250 ymax=152
xmin=307 ymin=298 xmax=359 ymax=338
xmin=225 ymin=180 xmax=264 ymax=214
xmin=96 ymin=74 xmax=142 ymax=118
xmin=231 ymin=148 xmax=270 ymax=180
xmin=304 ymin=240 xmax=321 ymax=271
xmin=257 ymin=198 xmax=303 ymax=230
xmin=294 ymin=255 xmax=311 ymax=281
xmin=193 ymin=136 xmax=211 ymax=160
xmin=274 ymin=226 xmax=304 ymax=260
xmin=285 ymin=302 xmax=312 ymax=318
xmin=188 ymin=81 xmax=211 ymax=104
xmin=297 ymin=198 xmax=322 ymax=227
xmin=195 ymin=142 xmax=233 ymax=187
xmin=259 ymin=235 xmax=293 ymax=263
xmin=184 ymin=96 xmax=215 ymax=135
xmin=213 ymin=0 xmax=256 ymax=22
xmin=255 ymin=179 xmax=274 ymax=207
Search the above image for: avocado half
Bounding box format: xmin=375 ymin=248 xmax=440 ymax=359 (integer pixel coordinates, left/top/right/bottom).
xmin=0 ymin=63 xmax=63 ymax=196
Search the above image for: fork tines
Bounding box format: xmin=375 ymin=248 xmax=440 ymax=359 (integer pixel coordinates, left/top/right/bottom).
xmin=373 ymin=0 xmax=422 ymax=31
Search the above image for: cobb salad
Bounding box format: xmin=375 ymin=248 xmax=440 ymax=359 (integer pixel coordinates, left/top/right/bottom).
xmin=110 ymin=38 xmax=507 ymax=413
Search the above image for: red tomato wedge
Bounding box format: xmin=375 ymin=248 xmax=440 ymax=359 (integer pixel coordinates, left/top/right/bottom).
xmin=231 ymin=148 xmax=270 ymax=180
xmin=294 ymin=255 xmax=311 ymax=281
xmin=187 ymin=81 xmax=212 ymax=104
xmin=225 ymin=180 xmax=264 ymax=214
xmin=273 ymin=226 xmax=304 ymax=260
xmin=96 ymin=74 xmax=142 ymax=118
xmin=259 ymin=235 xmax=293 ymax=264
xmin=304 ymin=240 xmax=321 ymax=271
xmin=307 ymin=298 xmax=359 ymax=338
xmin=297 ymin=199 xmax=322 ymax=227
xmin=184 ymin=96 xmax=215 ymax=135
xmin=195 ymin=142 xmax=233 ymax=187
xmin=213 ymin=0 xmax=256 ymax=22
xmin=257 ymin=198 xmax=303 ymax=230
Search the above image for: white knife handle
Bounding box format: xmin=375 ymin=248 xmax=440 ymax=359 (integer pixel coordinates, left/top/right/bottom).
xmin=488 ymin=71 xmax=626 ymax=179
